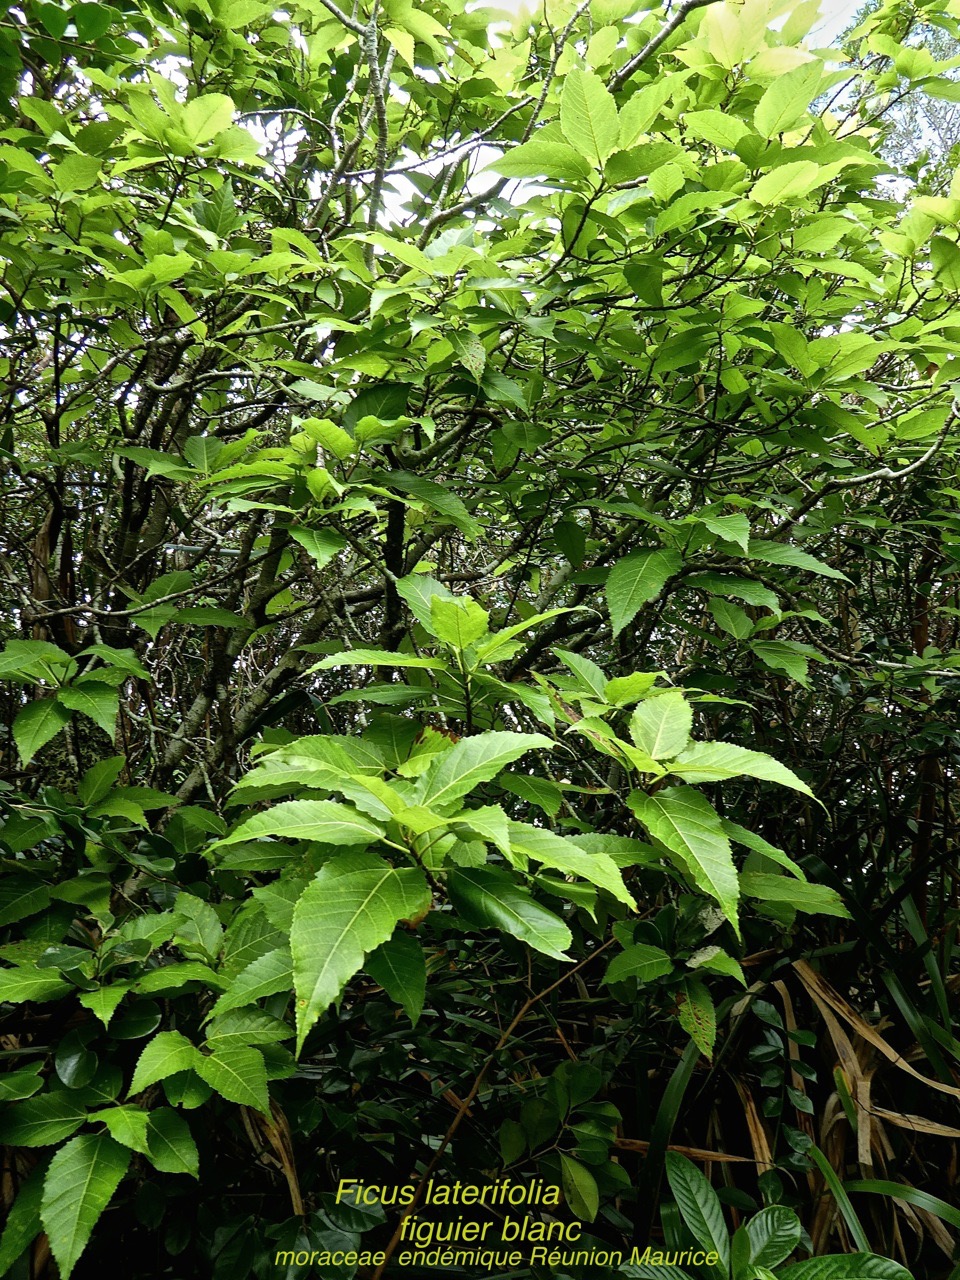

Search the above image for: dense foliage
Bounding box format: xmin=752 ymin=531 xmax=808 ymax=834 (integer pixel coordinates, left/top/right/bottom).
xmin=1 ymin=0 xmax=960 ymax=1275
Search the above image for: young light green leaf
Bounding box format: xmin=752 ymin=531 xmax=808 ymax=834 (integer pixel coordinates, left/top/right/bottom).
xmin=416 ymin=731 xmax=552 ymax=811
xmin=430 ymin=596 xmax=489 ymax=649
xmin=509 ymin=822 xmax=632 ymax=906
xmin=488 ymin=140 xmax=592 ymax=181
xmin=214 ymin=800 xmax=384 ymax=848
xmin=754 ymin=61 xmax=823 ymax=138
xmin=95 ymin=1106 xmax=151 ymax=1155
xmin=291 ymin=853 xmax=430 ymax=1052
xmin=629 ymin=691 xmax=692 ymax=760
xmin=181 ymin=93 xmax=234 ymax=145
xmin=0 ymin=968 xmax=72 ymax=1004
xmin=41 ymin=1134 xmax=131 ymax=1280
xmin=560 ymin=68 xmax=619 ymax=164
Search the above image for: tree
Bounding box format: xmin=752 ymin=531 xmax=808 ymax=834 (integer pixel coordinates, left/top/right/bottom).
xmin=1 ymin=0 xmax=959 ymax=1274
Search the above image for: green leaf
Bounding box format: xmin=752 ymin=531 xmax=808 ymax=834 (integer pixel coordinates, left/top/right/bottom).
xmin=489 ymin=140 xmax=593 ymax=182
xmin=508 ymin=821 xmax=632 ymax=906
xmin=560 ymin=69 xmax=619 ymax=164
xmin=696 ymin=512 xmax=751 ymax=553
xmin=128 ymin=1031 xmax=199 ymax=1095
xmin=629 ymin=692 xmax=692 ymax=760
xmin=311 ymin=648 xmax=446 ymax=671
xmin=749 ymin=160 xmax=823 ymax=205
xmin=195 ymin=1046 xmax=270 ymax=1113
xmin=629 ymin=788 xmax=739 ymax=931
xmin=145 ymin=1109 xmax=200 ymax=1177
xmin=779 ymin=1257 xmax=913 ymax=1280
xmin=606 ymin=550 xmax=680 ymax=637
xmin=291 ymin=853 xmax=430 ymax=1052
xmin=739 ymin=873 xmax=850 ymax=917
xmin=215 ymin=800 xmax=384 ymax=848
xmin=677 ymin=977 xmax=716 ymax=1059
xmin=446 ymin=866 xmax=571 ymax=962
xmin=0 ymin=1157 xmax=47 ymax=1275
xmin=708 ymin=598 xmax=753 ymax=639
xmin=669 ymin=741 xmax=815 ymax=797
xmin=559 ymin=1154 xmax=600 ymax=1222
xmin=365 ymin=932 xmax=426 ymax=1026
xmin=0 ymin=1094 xmax=87 ymax=1146
xmin=96 ymin=1106 xmax=151 ymax=1155
xmin=181 ymin=93 xmax=234 ymax=145
xmin=41 ymin=1134 xmax=131 ymax=1279
xmin=288 ymin=526 xmax=347 ymax=567
xmin=0 ymin=1063 xmax=44 ymax=1102
xmin=747 ymin=539 xmax=849 ymax=580
xmin=429 ymin=596 xmax=489 ymax=648
xmin=56 ymin=682 xmax=118 ymax=738
xmin=745 ymin=1205 xmax=802 ymax=1268
xmin=12 ymin=699 xmax=70 ymax=765
xmin=209 ymin=947 xmax=292 ymax=1019
xmin=754 ymin=61 xmax=823 ymax=137
xmin=664 ymin=1152 xmax=730 ymax=1273
xmin=416 ymin=731 xmax=552 ymax=811
xmin=381 ymin=471 xmax=479 ymax=539
xmin=604 ymin=944 xmax=673 ymax=985
xmin=0 ymin=967 xmax=72 ymax=1003
xmin=0 ymin=876 xmax=51 ymax=928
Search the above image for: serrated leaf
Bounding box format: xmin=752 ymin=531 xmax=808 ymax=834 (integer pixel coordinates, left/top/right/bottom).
xmin=0 ymin=967 xmax=72 ymax=1003
xmin=560 ymin=68 xmax=619 ymax=164
xmin=128 ymin=1031 xmax=199 ymax=1095
xmin=416 ymin=731 xmax=552 ymax=812
xmin=0 ymin=1094 xmax=87 ymax=1146
xmin=629 ymin=692 xmax=692 ymax=760
xmin=209 ymin=947 xmax=293 ymax=1020
xmin=96 ymin=1106 xmax=151 ymax=1155
xmin=0 ymin=1157 xmax=47 ymax=1275
xmin=195 ymin=1046 xmax=270 ymax=1113
xmin=145 ymin=1108 xmax=199 ymax=1176
xmin=41 ymin=1134 xmax=131 ymax=1279
xmin=13 ymin=699 xmax=70 ymax=765
xmin=488 ymin=139 xmax=592 ymax=181
xmin=215 ymin=800 xmax=384 ymax=848
xmin=629 ymin=788 xmax=739 ymax=931
xmin=509 ymin=821 xmax=632 ymax=905
xmin=739 ymin=873 xmax=849 ymax=917
xmin=291 ymin=853 xmax=430 ymax=1052
xmin=754 ymin=61 xmax=823 ymax=138
xmin=606 ymin=550 xmax=680 ymax=637
xmin=669 ymin=742 xmax=815 ymax=798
